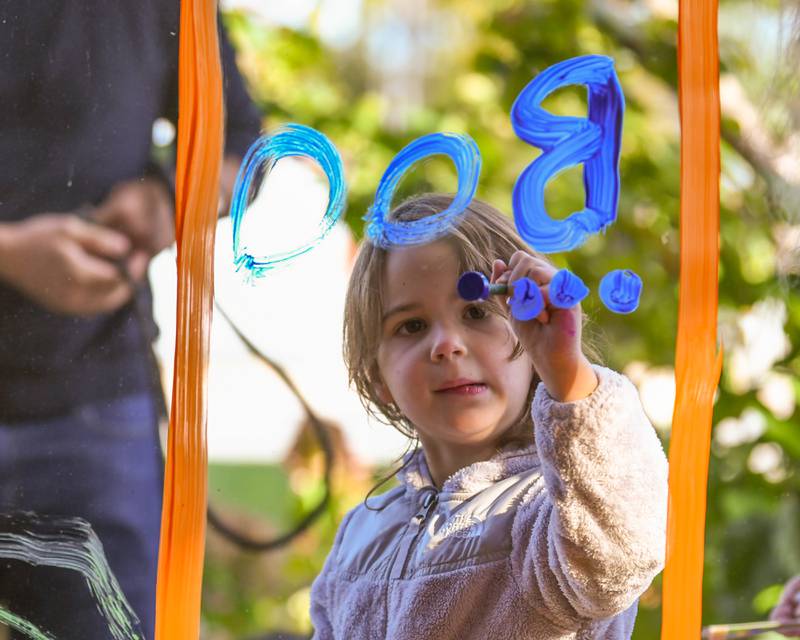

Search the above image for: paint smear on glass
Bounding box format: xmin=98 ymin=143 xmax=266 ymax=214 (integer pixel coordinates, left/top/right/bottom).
xmin=363 ymin=132 xmax=481 ymax=247
xmin=660 ymin=0 xmax=724 ymax=638
xmin=549 ymin=269 xmax=589 ymax=309
xmin=0 ymin=512 xmax=143 ymax=640
xmin=510 ymin=55 xmax=642 ymax=314
xmin=230 ymin=123 xmax=346 ymax=276
xmin=511 ymin=55 xmax=624 ymax=253
xmin=598 ymin=269 xmax=642 ymax=314
xmin=0 ymin=606 xmax=54 ymax=640
xmin=154 ymin=0 xmax=223 ymax=637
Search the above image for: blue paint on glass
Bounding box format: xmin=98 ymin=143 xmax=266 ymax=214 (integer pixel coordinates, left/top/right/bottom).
xmin=230 ymin=123 xmax=346 ymax=276
xmin=599 ymin=269 xmax=642 ymax=314
xmin=549 ymin=269 xmax=589 ymax=308
xmin=510 ymin=277 xmax=544 ymax=321
xmin=511 ymin=55 xmax=624 ymax=253
xmin=363 ymin=132 xmax=481 ymax=247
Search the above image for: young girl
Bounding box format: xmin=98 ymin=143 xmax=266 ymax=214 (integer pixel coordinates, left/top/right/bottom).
xmin=310 ymin=194 xmax=668 ymax=639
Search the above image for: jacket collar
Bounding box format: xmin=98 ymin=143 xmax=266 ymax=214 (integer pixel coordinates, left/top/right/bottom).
xmin=397 ymin=443 xmax=539 ymax=496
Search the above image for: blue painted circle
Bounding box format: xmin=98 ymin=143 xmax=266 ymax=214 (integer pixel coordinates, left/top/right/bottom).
xmin=229 ymin=123 xmax=346 ymax=276
xmin=599 ymin=269 xmax=642 ymax=314
xmin=363 ymin=132 xmax=481 ymax=247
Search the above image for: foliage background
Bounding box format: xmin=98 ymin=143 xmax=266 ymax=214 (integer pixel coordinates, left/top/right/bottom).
xmin=200 ymin=1 xmax=800 ymax=637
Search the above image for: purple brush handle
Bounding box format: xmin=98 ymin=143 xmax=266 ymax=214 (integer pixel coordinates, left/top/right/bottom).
xmin=457 ymin=271 xmax=508 ymax=301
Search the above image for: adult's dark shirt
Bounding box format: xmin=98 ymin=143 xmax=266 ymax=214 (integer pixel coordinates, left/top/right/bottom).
xmin=0 ymin=1 xmax=262 ymax=421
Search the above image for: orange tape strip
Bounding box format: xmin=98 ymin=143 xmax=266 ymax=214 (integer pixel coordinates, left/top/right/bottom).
xmin=154 ymin=0 xmax=223 ymax=637
xmin=661 ymin=0 xmax=724 ymax=637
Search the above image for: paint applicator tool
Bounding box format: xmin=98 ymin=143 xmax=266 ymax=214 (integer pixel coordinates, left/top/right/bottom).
xmin=457 ymin=271 xmax=508 ymax=301
xmin=457 ymin=271 xmax=544 ymax=321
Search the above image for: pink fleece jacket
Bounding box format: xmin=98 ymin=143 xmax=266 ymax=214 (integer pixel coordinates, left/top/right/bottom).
xmin=310 ymin=366 xmax=668 ymax=639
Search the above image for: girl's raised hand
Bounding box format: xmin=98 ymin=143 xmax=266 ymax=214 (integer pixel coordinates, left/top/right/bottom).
xmin=491 ymin=251 xmax=597 ymax=402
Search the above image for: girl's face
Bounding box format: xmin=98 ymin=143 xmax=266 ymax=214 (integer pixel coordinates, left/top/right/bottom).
xmin=375 ymin=241 xmax=534 ymax=452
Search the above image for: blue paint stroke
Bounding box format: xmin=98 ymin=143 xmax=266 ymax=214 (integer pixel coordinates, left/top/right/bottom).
xmin=511 ymin=55 xmax=624 ymax=253
xmin=230 ymin=123 xmax=346 ymax=276
xmin=364 ymin=132 xmax=481 ymax=247
xmin=510 ymin=277 xmax=544 ymax=321
xmin=599 ymin=269 xmax=642 ymax=314
xmin=549 ymin=269 xmax=589 ymax=308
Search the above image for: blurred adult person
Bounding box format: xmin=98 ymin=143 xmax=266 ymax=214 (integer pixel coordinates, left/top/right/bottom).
xmin=0 ymin=2 xmax=260 ymax=638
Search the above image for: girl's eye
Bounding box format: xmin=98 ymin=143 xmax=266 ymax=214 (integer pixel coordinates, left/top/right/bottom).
xmin=396 ymin=318 xmax=426 ymax=335
xmin=464 ymin=304 xmax=487 ymax=320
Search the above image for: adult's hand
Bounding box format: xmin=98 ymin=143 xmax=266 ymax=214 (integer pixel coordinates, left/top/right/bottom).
xmin=0 ymin=214 xmax=135 ymax=316
xmin=92 ymin=176 xmax=174 ymax=278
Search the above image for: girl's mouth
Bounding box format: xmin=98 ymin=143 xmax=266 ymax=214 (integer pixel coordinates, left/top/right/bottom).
xmin=436 ymin=383 xmax=487 ymax=395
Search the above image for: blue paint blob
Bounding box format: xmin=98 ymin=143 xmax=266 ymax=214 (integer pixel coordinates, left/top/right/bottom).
xmin=549 ymin=269 xmax=589 ymax=308
xmin=457 ymin=271 xmax=491 ymax=301
xmin=599 ymin=269 xmax=642 ymax=314
xmin=230 ymin=123 xmax=346 ymax=276
xmin=511 ymin=55 xmax=624 ymax=253
xmin=510 ymin=277 xmax=544 ymax=321
xmin=363 ymin=132 xmax=481 ymax=247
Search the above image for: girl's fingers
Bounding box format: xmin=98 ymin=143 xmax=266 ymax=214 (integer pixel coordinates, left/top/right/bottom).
xmin=508 ymin=251 xmax=556 ymax=274
xmin=537 ymin=285 xmax=551 ymax=323
xmin=509 ymin=263 xmax=553 ymax=290
xmin=508 ymin=250 xmax=547 ymax=271
xmin=506 ymin=252 xmax=556 ymax=285
xmin=490 ymin=259 xmax=507 ymax=284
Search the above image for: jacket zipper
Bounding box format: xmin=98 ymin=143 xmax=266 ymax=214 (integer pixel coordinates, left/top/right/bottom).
xmin=393 ymin=488 xmax=438 ymax=580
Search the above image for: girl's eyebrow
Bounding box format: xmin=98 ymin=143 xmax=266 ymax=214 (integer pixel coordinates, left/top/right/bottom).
xmin=381 ymin=302 xmax=420 ymax=324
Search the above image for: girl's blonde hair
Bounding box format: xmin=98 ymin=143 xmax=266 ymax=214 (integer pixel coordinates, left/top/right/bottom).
xmin=345 ymin=193 xmax=602 ymax=446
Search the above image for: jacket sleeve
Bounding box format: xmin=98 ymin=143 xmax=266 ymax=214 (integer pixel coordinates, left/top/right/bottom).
xmin=310 ymin=508 xmax=355 ymax=639
xmin=509 ymin=365 xmax=668 ymax=628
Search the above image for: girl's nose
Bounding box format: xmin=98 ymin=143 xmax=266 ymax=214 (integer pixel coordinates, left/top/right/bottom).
xmin=430 ymin=327 xmax=467 ymax=362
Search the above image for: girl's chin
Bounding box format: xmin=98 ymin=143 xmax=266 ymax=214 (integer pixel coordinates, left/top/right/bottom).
xmin=412 ymin=411 xmax=513 ymax=444
xmin=440 ymin=423 xmax=510 ymax=446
